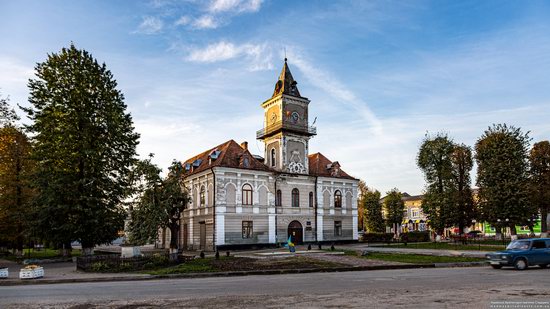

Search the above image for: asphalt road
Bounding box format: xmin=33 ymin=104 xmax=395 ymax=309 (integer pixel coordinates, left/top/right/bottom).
xmin=2 ymin=266 xmax=550 ymax=308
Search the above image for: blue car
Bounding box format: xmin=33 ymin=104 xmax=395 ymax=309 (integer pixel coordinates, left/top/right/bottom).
xmin=486 ymin=238 xmax=550 ymax=270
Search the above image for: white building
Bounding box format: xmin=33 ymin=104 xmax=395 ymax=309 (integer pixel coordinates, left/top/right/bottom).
xmin=159 ymin=59 xmax=359 ymax=250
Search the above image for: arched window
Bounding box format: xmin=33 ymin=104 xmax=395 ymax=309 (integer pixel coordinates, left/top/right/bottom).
xmin=242 ymin=184 xmax=253 ymax=205
xmin=334 ymin=190 xmax=342 ymax=208
xmin=309 ymin=192 xmax=314 ymax=207
xmin=276 ymin=189 xmax=282 ymax=206
xmin=292 ymin=188 xmax=299 ymax=207
xmin=200 ymin=186 xmax=205 ymax=207
xmin=271 ymin=149 xmax=276 ymax=167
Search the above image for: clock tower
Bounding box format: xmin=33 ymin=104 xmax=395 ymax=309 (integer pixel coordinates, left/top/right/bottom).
xmin=256 ymin=58 xmax=316 ymax=174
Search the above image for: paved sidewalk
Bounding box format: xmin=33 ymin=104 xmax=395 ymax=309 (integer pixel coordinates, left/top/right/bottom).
xmin=0 ymin=258 xmax=149 ymax=284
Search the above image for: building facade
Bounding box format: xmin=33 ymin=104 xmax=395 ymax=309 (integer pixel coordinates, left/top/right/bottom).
xmin=158 ymin=59 xmax=359 ymax=250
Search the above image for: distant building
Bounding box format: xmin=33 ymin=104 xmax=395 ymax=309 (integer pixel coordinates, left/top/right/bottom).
xmin=158 ymin=59 xmax=359 ymax=250
xmin=401 ymin=193 xmax=429 ymax=232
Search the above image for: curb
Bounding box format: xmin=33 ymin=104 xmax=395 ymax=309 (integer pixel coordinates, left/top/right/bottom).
xmin=0 ymin=262 xmax=487 ymax=286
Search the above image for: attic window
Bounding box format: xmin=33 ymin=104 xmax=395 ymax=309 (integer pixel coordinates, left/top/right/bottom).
xmin=184 ymin=163 xmax=191 ymax=171
xmin=209 ymin=150 xmax=221 ymax=160
xmin=193 ymin=159 xmax=202 ymax=167
xmin=243 ymin=157 xmax=250 ymax=168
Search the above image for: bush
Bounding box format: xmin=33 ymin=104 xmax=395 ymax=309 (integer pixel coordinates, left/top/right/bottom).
xmin=150 ymin=253 xmax=169 ymax=266
xmin=90 ymin=261 xmax=110 ymax=272
xmin=401 ymin=231 xmax=430 ymax=242
xmin=361 ymin=233 xmax=394 ymax=243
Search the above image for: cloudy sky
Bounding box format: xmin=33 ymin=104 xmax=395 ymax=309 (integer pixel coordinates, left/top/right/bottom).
xmin=1 ymin=0 xmax=550 ymax=194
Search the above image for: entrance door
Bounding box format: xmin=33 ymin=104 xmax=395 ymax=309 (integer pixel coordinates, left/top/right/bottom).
xmin=199 ymin=222 xmax=206 ymax=250
xmin=288 ymin=221 xmax=303 ymax=245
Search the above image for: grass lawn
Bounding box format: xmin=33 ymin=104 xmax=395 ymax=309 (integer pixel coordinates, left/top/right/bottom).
xmin=373 ymin=242 xmax=504 ymax=251
xmin=361 ymin=252 xmax=485 ymax=264
xmin=2 ymin=248 xmax=81 ymax=261
xmin=146 ymin=256 xmax=346 ymax=275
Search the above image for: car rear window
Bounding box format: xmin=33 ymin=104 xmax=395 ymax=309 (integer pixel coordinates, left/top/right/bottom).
xmin=532 ymin=241 xmax=546 ymax=249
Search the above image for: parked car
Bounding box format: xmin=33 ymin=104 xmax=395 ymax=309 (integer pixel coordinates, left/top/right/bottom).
xmin=486 ymin=238 xmax=550 ymax=270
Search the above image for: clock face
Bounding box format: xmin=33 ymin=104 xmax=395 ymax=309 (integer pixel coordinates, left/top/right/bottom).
xmin=291 ymin=111 xmax=300 ymax=123
xmin=270 ymin=112 xmax=278 ymax=124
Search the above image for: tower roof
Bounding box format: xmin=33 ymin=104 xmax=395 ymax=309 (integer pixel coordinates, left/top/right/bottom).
xmin=272 ymin=58 xmax=302 ymax=98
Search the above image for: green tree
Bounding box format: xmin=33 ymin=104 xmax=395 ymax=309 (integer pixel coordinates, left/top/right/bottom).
xmin=418 ymin=134 xmax=475 ymax=238
xmin=128 ymin=159 xmax=190 ymax=256
xmin=23 ymin=44 xmax=140 ymax=255
xmin=449 ymin=144 xmax=475 ymax=235
xmin=475 ymin=124 xmax=530 ymax=239
xmin=357 ymin=180 xmax=368 ymax=231
xmin=0 ymin=95 xmax=34 ymax=255
xmin=363 ymin=189 xmax=385 ymax=233
xmin=0 ymin=93 xmax=19 ymax=126
xmin=384 ymin=189 xmax=404 ymax=238
xmin=417 ymin=133 xmax=454 ymax=237
xmin=529 ymin=141 xmax=550 ymax=237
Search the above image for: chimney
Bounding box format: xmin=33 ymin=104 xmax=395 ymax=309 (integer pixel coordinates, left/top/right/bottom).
xmin=240 ymin=141 xmax=248 ymax=150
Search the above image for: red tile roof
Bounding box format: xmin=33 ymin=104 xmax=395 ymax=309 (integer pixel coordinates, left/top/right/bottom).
xmin=181 ymin=139 xmax=272 ymax=177
xmin=308 ymin=152 xmax=357 ymax=180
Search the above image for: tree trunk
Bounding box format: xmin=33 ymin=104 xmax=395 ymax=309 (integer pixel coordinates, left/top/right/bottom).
xmin=509 ymin=224 xmax=518 ymax=240
xmin=169 ymin=222 xmax=179 ymax=261
xmin=58 ymin=242 xmax=72 ymax=257
xmin=541 ymin=208 xmax=549 ymax=238
xmin=494 ymin=226 xmax=503 ymax=240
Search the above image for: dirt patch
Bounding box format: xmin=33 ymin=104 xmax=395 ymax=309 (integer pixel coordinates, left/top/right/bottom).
xmin=209 ymin=256 xmax=346 ymax=271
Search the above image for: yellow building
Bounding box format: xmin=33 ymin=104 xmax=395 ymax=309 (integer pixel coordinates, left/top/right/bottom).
xmin=401 ymin=193 xmax=429 ymax=232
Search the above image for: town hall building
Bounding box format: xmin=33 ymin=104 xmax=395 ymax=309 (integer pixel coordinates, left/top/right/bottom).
xmin=159 ymin=59 xmax=359 ymax=250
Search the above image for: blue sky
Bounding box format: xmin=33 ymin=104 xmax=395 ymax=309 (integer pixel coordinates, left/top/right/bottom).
xmin=1 ymin=0 xmax=550 ymax=194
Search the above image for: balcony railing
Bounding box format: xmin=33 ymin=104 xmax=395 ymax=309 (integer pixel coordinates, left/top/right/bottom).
xmin=256 ymin=120 xmax=317 ymax=139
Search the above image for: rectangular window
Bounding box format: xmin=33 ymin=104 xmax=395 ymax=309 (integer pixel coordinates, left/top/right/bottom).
xmin=334 ymin=221 xmax=342 ymax=237
xmin=242 ymin=221 xmax=253 ymax=239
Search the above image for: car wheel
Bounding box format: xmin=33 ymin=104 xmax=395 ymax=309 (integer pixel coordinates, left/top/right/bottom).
xmin=539 ymin=264 xmax=548 ymax=269
xmin=491 ymin=265 xmax=502 ymax=269
xmin=514 ymin=258 xmax=528 ymax=270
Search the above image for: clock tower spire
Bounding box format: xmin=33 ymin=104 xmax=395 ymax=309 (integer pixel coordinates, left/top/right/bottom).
xmin=257 ymin=59 xmax=316 ymax=174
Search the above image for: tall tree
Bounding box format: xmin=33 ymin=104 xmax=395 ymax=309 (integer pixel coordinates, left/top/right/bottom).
xmin=128 ymin=159 xmax=189 ymax=255
xmin=418 ymin=134 xmax=475 ymax=238
xmin=417 ymin=133 xmax=454 ymax=238
xmin=363 ymin=189 xmax=385 ymax=233
xmin=23 ymin=44 xmax=140 ymax=255
xmin=475 ymin=124 xmax=530 ymax=240
xmin=529 ymin=141 xmax=550 ymax=237
xmin=384 ymin=189 xmax=404 ymax=238
xmin=0 ymin=93 xmax=19 ymax=126
xmin=0 ymin=95 xmax=34 ymax=255
xmin=357 ymin=180 xmax=368 ymax=231
xmin=449 ymin=144 xmax=475 ymax=235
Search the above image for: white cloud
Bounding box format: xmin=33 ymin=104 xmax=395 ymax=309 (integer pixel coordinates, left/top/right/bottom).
xmin=289 ymin=50 xmax=383 ymax=135
xmin=192 ymin=15 xmax=219 ymax=29
xmin=174 ymin=15 xmax=191 ymax=26
xmin=208 ymin=0 xmax=262 ymax=13
xmin=186 ymin=41 xmax=273 ymax=70
xmin=135 ymin=16 xmax=163 ymax=34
